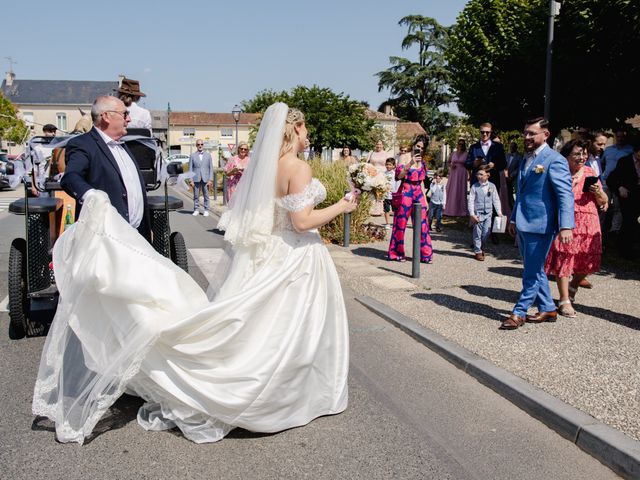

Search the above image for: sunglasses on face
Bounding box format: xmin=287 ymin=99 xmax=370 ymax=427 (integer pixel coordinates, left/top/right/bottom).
xmin=196 ymin=143 xmax=204 ymax=146
xmin=480 ymin=130 xmax=491 ymax=135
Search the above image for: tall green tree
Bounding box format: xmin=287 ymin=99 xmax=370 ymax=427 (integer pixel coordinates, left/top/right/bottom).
xmin=553 ymin=0 xmax=640 ymax=129
xmin=376 ymin=15 xmax=455 ymax=134
xmin=446 ymin=0 xmax=547 ymax=130
xmin=242 ymin=86 xmax=375 ymax=152
xmin=0 ymin=93 xmax=29 ymax=145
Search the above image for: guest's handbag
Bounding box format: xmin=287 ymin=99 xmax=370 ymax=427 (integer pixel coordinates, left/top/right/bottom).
xmin=391 ymin=177 xmax=405 ymax=210
xmin=492 ymin=215 xmax=507 ymax=234
xmin=391 ymin=189 xmax=403 ymax=210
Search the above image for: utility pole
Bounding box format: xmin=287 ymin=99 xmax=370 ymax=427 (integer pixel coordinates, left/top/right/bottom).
xmin=544 ymin=0 xmax=562 ymax=121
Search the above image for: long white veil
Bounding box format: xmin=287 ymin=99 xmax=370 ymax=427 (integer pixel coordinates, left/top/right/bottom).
xmin=217 ymin=102 xmax=288 ymax=248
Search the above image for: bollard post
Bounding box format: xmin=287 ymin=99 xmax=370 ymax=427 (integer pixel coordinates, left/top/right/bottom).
xmin=222 ymin=175 xmax=228 ymax=206
xmin=412 ymin=201 xmax=421 ymax=278
xmin=343 ymin=189 xmax=351 ymax=247
xmin=213 ymin=171 xmax=218 ymax=201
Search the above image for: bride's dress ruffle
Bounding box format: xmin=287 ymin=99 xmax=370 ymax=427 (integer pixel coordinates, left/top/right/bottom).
xmin=33 ymin=185 xmax=348 ymax=444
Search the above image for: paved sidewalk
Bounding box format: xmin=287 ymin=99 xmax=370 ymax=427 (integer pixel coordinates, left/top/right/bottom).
xmin=327 ymin=217 xmax=640 ymax=447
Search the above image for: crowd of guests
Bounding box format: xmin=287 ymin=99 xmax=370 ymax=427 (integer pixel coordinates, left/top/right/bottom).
xmin=334 ymin=120 xmax=638 ymax=324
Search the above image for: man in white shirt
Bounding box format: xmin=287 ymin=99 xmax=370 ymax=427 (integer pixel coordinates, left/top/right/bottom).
xmin=61 ymin=96 xmax=151 ymax=241
xmin=115 ymin=77 xmax=152 ymax=132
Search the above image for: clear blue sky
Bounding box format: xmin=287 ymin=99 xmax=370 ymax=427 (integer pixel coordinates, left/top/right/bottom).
xmin=3 ymin=0 xmax=468 ymax=113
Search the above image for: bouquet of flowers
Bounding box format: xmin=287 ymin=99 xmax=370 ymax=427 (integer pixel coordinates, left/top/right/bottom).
xmin=347 ymin=161 xmax=390 ymax=200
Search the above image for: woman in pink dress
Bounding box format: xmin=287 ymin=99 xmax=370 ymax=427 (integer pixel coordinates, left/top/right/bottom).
xmin=443 ymin=139 xmax=469 ymax=217
xmin=367 ymin=140 xmax=389 ymax=216
xmin=225 ymin=142 xmax=250 ymax=202
xmin=544 ymin=139 xmax=608 ymax=317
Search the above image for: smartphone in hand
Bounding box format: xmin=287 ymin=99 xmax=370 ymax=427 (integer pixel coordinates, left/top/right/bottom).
xmin=582 ymin=176 xmax=598 ymax=193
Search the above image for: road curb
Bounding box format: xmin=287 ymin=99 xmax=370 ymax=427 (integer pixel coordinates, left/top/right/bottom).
xmin=355 ymin=295 xmax=640 ymax=480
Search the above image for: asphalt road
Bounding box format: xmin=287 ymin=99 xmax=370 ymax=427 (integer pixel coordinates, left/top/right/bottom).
xmin=0 ymin=189 xmax=619 ymax=479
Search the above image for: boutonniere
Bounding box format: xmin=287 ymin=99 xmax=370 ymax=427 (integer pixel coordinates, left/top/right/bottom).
xmin=534 ymin=164 xmax=545 ymax=174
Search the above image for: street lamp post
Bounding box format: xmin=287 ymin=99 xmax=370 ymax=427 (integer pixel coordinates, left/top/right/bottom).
xmin=544 ymin=0 xmax=562 ymax=121
xmin=231 ymin=104 xmax=241 ymax=153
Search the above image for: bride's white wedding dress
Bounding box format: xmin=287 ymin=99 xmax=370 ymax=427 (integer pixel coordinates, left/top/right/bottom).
xmin=32 ymin=179 xmax=349 ymax=444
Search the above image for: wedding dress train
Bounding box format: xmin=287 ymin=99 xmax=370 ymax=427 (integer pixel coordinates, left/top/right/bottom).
xmin=33 ymin=183 xmax=349 ymax=444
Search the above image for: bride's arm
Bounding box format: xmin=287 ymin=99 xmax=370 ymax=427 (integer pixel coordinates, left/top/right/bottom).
xmin=288 ymin=162 xmax=357 ymax=233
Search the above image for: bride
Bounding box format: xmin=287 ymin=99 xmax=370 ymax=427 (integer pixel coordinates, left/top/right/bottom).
xmin=32 ymin=103 xmax=358 ymax=444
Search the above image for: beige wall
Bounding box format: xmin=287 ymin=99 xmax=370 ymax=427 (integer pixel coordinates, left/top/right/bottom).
xmin=168 ymin=124 xmax=253 ymax=160
xmin=19 ymin=104 xmax=91 ymax=135
xmin=5 ymin=104 xmax=91 ymax=154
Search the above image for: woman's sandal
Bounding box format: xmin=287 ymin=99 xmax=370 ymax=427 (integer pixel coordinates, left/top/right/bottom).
xmin=557 ymin=299 xmax=577 ymax=318
xmin=568 ymin=286 xmax=578 ymax=304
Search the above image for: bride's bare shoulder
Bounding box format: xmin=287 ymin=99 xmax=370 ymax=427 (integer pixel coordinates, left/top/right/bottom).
xmin=279 ymin=155 xmax=311 ymax=178
xmin=278 ymin=154 xmax=312 ymax=196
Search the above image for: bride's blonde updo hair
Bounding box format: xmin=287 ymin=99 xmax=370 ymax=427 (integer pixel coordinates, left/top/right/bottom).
xmin=280 ymin=108 xmax=305 ymax=157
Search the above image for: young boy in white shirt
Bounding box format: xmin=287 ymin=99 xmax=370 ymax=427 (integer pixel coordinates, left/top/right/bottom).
xmin=383 ymin=157 xmax=401 ymax=229
xmin=427 ymin=171 xmax=446 ymax=232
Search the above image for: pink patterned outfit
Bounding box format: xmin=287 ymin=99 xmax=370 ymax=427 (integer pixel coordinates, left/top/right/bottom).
xmin=387 ymin=161 xmax=433 ymax=262
xmin=225 ymin=155 xmax=250 ymax=202
xmin=544 ymin=166 xmax=602 ymax=277
xmin=443 ymin=151 xmax=469 ymax=217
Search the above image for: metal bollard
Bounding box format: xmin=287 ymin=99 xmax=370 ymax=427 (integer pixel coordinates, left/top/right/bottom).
xmin=412 ymin=201 xmax=421 ymax=278
xmin=222 ymin=176 xmax=228 ymax=206
xmin=343 ymin=189 xmax=351 ymax=247
xmin=213 ymin=171 xmax=218 ymax=201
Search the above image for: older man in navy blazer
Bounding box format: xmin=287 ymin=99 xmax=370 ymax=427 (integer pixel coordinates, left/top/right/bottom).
xmin=61 ymin=96 xmax=151 ymax=241
xmin=501 ymin=117 xmax=575 ymax=330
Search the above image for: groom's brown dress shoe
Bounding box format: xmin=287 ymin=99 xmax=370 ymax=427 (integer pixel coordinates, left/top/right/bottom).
xmin=525 ymin=311 xmax=558 ymax=323
xmin=500 ymin=313 xmax=526 ymax=330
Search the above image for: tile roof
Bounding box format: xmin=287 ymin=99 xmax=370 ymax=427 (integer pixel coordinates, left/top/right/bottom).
xmin=366 ymin=109 xmax=400 ymax=121
xmin=397 ymin=122 xmax=427 ymax=139
xmin=1 ymin=79 xmax=118 ymax=105
xmin=169 ymin=112 xmax=260 ymax=126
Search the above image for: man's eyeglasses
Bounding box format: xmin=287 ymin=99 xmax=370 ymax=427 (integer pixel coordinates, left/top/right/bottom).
xmin=105 ymin=110 xmax=130 ymax=119
xmin=523 ymin=130 xmax=544 ymax=138
xmin=480 ymin=130 xmax=491 ymax=135
xmin=196 ymin=143 xmax=204 ymax=146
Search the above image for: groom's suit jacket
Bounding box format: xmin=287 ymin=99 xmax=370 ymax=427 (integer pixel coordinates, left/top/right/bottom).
xmin=510 ymin=145 xmax=574 ymax=235
xmin=189 ymin=151 xmax=214 ymax=183
xmin=61 ymin=127 xmax=151 ymax=241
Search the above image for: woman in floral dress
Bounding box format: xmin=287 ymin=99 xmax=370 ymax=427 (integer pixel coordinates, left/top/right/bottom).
xmin=225 ymin=142 xmax=250 ymax=202
xmin=544 ymin=139 xmax=608 ymax=317
xmin=388 ymin=136 xmax=433 ymax=262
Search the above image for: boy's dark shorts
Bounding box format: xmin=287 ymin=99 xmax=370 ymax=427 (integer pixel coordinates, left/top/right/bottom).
xmin=383 ymin=198 xmax=392 ymax=213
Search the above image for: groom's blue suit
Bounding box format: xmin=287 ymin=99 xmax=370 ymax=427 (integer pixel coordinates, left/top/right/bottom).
xmin=510 ymin=145 xmax=574 ymax=316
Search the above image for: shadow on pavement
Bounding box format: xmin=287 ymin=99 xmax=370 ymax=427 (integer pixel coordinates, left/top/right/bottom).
xmin=351 ymin=247 xmax=389 ymax=261
xmin=487 ymin=266 xmax=522 ymax=278
xmin=573 ymin=304 xmax=640 ymax=331
xmin=460 ymin=285 xmax=518 ymax=304
xmin=412 ymin=292 xmax=510 ymax=321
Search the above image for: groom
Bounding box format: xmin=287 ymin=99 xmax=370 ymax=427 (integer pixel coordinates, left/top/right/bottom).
xmin=61 ymin=96 xmax=151 ymax=241
xmin=501 ymin=117 xmax=574 ymax=330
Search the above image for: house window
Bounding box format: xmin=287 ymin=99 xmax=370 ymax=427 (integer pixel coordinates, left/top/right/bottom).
xmin=56 ymin=113 xmax=67 ymax=131
xmin=183 ymin=127 xmax=195 ymax=136
xmin=220 ymin=128 xmax=233 ymax=138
